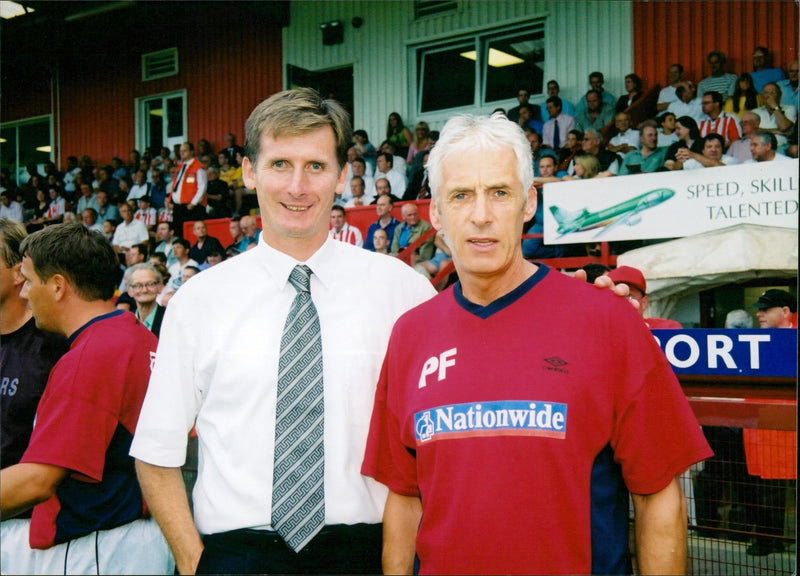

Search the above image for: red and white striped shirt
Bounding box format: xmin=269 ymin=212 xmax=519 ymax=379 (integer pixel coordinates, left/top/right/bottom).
xmin=329 ymin=223 xmax=363 ymax=247
xmin=699 ymin=112 xmax=742 ymax=144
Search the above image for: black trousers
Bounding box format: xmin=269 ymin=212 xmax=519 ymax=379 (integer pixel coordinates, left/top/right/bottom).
xmin=172 ymin=203 xmax=206 ymax=239
xmin=197 ymin=523 xmax=382 ymax=574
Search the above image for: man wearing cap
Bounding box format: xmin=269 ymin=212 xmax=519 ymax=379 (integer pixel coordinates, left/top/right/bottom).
xmin=751 ymin=289 xmax=797 ymax=328
xmin=606 ymin=265 xmax=682 ymax=329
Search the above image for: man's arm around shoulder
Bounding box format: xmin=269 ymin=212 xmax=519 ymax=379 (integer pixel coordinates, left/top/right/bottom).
xmin=135 ymin=460 xmax=204 ymax=574
xmin=382 ymin=490 xmax=422 ymax=575
xmin=632 ymin=476 xmax=688 ymax=575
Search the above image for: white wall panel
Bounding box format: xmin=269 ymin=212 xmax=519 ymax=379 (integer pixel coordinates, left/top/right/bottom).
xmin=284 ymin=1 xmax=633 ymax=141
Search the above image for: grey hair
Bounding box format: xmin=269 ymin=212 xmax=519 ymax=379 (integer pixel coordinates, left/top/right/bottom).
xmin=124 ymin=262 xmax=162 ymax=288
xmin=725 ymin=309 xmax=754 ymax=329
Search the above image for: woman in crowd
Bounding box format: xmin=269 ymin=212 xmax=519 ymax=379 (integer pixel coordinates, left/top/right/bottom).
xmin=407 ymin=121 xmax=433 ymax=165
xmin=616 ymin=73 xmax=644 ymax=113
xmin=664 ymin=116 xmax=703 ymax=170
xmin=386 ymin=112 xmax=413 ymax=159
xmin=724 ymin=73 xmax=762 ymax=119
xmin=569 ymin=152 xmax=601 ymax=180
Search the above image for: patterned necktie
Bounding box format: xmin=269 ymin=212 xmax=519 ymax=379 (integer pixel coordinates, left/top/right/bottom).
xmin=553 ymin=118 xmax=561 ymax=149
xmin=272 ymin=265 xmax=325 ymax=552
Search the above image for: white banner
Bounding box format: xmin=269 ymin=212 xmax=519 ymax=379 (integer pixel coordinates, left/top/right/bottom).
xmin=543 ymin=160 xmax=799 ymax=244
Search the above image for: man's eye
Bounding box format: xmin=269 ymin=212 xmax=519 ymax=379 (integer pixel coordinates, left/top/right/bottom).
xmin=273 ymin=160 xmax=285 ymax=168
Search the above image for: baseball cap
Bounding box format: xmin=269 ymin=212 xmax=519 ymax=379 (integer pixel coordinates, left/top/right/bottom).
xmin=750 ymin=289 xmax=796 ymax=312
xmin=606 ymin=265 xmax=646 ymax=295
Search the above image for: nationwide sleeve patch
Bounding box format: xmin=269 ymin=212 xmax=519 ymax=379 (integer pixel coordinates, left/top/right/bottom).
xmin=414 ymin=400 xmax=567 ymax=445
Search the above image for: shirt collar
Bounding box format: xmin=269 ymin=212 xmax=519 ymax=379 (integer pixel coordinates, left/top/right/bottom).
xmin=253 ymin=235 xmax=339 ymax=292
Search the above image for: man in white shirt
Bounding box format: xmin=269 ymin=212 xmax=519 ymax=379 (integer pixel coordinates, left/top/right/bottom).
xmin=752 ymin=82 xmax=796 ymax=150
xmin=678 ymin=133 xmax=739 ymax=170
xmin=373 ymin=152 xmax=406 ymax=199
xmin=748 ymin=131 xmax=795 ymax=163
xmin=130 ymin=88 xmax=435 ymax=575
xmin=127 ymin=169 xmax=151 ymax=202
xmin=607 ymin=112 xmax=640 ymax=160
xmin=0 ymin=192 xmax=23 ymax=222
xmin=111 ymin=202 xmax=149 ymax=254
xmin=657 ymin=64 xmax=684 ymax=112
xmin=667 ymin=81 xmax=704 ymax=123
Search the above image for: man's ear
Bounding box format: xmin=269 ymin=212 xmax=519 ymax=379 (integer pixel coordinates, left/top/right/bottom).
xmin=524 ymin=183 xmax=538 ymax=223
xmin=334 ymin=164 xmax=348 ymax=197
xmin=11 ymin=263 xmax=24 ymax=287
xmin=241 ymin=156 xmax=256 ymax=191
xmin=49 ymin=274 xmax=68 ymax=302
xmin=429 ymin=197 xmax=443 ymax=231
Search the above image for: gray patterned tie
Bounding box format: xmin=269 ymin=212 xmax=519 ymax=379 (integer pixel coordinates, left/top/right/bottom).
xmin=272 ymin=264 xmax=325 ymax=552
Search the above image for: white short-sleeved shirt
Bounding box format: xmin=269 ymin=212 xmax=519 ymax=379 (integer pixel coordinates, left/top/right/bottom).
xmin=111 ymin=219 xmax=149 ymax=248
xmin=682 ymin=154 xmax=739 ymax=170
xmin=130 ymin=237 xmax=436 ymax=536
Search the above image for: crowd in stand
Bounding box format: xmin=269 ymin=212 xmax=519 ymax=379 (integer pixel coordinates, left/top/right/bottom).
xmin=1 ymin=47 xmax=796 ymax=293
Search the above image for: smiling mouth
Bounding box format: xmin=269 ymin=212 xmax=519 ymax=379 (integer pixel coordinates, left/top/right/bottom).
xmin=468 ymin=238 xmax=496 ymax=247
xmin=282 ymin=203 xmax=310 ymax=212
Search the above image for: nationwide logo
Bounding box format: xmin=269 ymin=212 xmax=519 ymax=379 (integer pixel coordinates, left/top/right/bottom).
xmin=414 ymin=400 xmax=567 ymax=445
xmin=543 ymin=356 xmax=569 ymax=374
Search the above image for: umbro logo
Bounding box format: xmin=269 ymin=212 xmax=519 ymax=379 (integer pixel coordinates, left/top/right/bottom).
xmin=543 ymin=356 xmax=569 ymax=374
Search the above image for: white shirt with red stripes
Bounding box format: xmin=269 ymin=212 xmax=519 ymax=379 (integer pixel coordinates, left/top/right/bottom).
xmin=329 ymin=223 xmax=363 ymax=248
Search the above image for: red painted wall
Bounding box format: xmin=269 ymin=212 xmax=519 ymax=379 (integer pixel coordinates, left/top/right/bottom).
xmin=633 ymin=1 xmax=798 ymax=91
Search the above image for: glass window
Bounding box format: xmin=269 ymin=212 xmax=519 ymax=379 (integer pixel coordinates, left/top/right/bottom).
xmin=0 ymin=117 xmax=51 ymax=186
xmin=415 ymin=20 xmax=546 ymax=114
xmin=418 ymin=42 xmax=476 ymax=113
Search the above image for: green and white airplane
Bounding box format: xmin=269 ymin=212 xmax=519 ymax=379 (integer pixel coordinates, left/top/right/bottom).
xmin=549 ymin=188 xmax=676 ymax=239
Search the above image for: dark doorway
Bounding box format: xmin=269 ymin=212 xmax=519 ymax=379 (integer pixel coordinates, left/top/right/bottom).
xmin=287 ymin=64 xmax=354 ymax=122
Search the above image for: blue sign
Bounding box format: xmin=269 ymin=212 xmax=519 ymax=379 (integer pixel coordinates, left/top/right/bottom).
xmin=650 ymin=329 xmax=797 ymax=378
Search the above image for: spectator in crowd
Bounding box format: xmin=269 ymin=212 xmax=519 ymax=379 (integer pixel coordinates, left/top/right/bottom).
xmin=197 ymin=139 xmax=214 ymax=160
xmin=217 ymin=152 xmax=238 ymax=189
xmin=506 ymin=87 xmax=531 ymax=123
xmin=371 ymin=177 xmax=402 ymax=205
xmin=155 ymin=221 xmax=178 ymax=268
xmin=373 ymin=153 xmax=407 ymax=199
xmin=167 ymin=238 xmax=198 ymax=290
xmin=667 ymin=81 xmax=704 ymax=122
xmin=698 ymin=50 xmax=738 ymax=99
xmin=0 ymin=223 xmax=173 ymax=574
xmin=724 ymin=73 xmax=763 ymax=120
xmin=516 ymin=103 xmax=543 ymax=136
xmin=391 ymin=202 xmax=435 ymax=262
xmin=205 ymin=166 xmax=231 ymax=217
xmin=407 ymin=121 xmax=434 ymax=167
xmin=95 ymin=189 xmax=120 ymax=225
xmin=386 ymin=112 xmax=413 ymax=159
xmin=127 ymin=170 xmax=151 ymax=202
xmin=378 ymin=141 xmax=408 ymax=179
xmin=124 ymin=263 xmax=167 ymax=338
xmin=725 ymin=309 xmax=754 ymax=329
xmin=171 ymin=142 xmax=207 ymax=238
xmin=657 ymin=111 xmax=679 ymax=147
xmin=0 ymin=191 xmax=23 ymax=222
xmin=699 ymin=91 xmax=742 ymax=147
xmin=371 ymin=228 xmax=390 ymax=255
xmin=237 ymin=214 xmax=261 ymax=252
xmin=619 ymin=121 xmax=667 ymax=175
xmin=404 ymin=150 xmax=432 ymax=201
xmin=225 ymin=218 xmax=244 ymax=257
xmin=328 ymin=205 xmax=363 ymax=247
xmin=569 ymin=128 xmax=621 ymax=176
xmin=364 ymin=195 xmax=399 ymax=252
xmin=158 ymin=197 xmax=174 ymax=225
xmin=677 ymin=133 xmax=739 ymax=170
xmin=347 ymin=158 xmax=375 ymax=203
xmin=199 ymin=249 xmax=224 ymax=271
xmin=749 ymin=46 xmax=785 ymax=93
xmin=101 ymin=219 xmax=117 ymax=243
xmin=134 ymin=195 xmax=158 ymax=232
xmin=0 ymin=219 xmax=67 ymax=472
xmin=664 ymin=116 xmax=704 ymax=170
xmin=607 ymin=112 xmax=641 ymax=159
xmin=353 ymin=129 xmax=378 ymax=173
xmin=111 ymin=202 xmax=149 ymax=255
xmin=616 ymin=73 xmax=644 ymax=113
xmin=131 ymin=88 xmax=436 ymax=575
xmin=657 ymin=63 xmax=685 ymax=112
xmin=222 ymin=132 xmax=245 ymax=163
xmin=607 ymin=265 xmax=682 ymax=328
xmin=748 ymin=130 xmax=794 ymax=163
xmin=62 ymin=156 xmax=81 ymax=197
xmin=557 ymin=128 xmax=584 ymax=171
xmin=576 ymin=71 xmax=617 ymax=113
xmin=753 ymin=82 xmax=796 ymax=150
xmin=525 ymin=129 xmax=546 ymax=177
xmin=75 ymin=183 xmax=100 ymax=215
xmin=570 ymin=151 xmax=602 ymax=179
xmin=346 ymin=176 xmax=368 ymax=207
xmin=523 ymin=154 xmax=565 ymax=260
xmin=575 ymin=89 xmax=615 ymax=133
xmin=728 ymin=111 xmax=761 ymax=164
xmin=541 ymin=96 xmax=575 ymax=151
xmin=751 ymin=289 xmax=796 ymax=328
xmin=363 ymin=112 xmax=710 ymax=576
xmin=188 ymin=220 xmax=225 ymax=265
xmin=44 ymin=187 xmax=66 ymax=224
xmin=777 ymin=59 xmax=798 ymax=108
xmin=540 ymin=80 xmax=575 ymax=121
xmin=80 ymin=207 xmax=104 ymax=233
xmin=149 ymin=169 xmax=168 ymax=209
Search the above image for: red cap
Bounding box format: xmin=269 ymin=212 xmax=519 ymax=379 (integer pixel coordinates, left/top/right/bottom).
xmin=607 ymin=265 xmax=646 ymax=294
